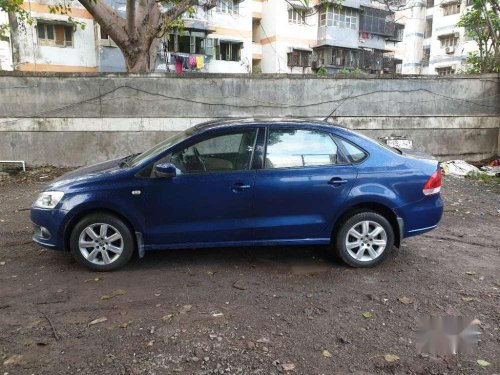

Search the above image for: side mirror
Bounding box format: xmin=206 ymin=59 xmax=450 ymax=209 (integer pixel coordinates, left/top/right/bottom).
xmin=154 ymin=163 xmax=177 ymax=179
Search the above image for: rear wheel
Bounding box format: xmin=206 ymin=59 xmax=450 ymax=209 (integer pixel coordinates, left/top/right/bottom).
xmin=334 ymin=211 xmax=394 ymax=268
xmin=70 ymin=213 xmax=135 ymax=271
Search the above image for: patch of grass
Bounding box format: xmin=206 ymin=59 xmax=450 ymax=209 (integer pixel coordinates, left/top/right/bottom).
xmin=466 ymin=172 xmax=500 ymax=193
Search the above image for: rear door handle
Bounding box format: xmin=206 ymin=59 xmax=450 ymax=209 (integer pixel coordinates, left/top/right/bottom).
xmin=328 ymin=177 xmax=348 ymax=186
xmin=231 ymin=182 xmax=251 ymax=192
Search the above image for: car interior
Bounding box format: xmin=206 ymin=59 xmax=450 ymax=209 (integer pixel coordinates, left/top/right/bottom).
xmin=170 ymin=130 xmax=257 ymax=174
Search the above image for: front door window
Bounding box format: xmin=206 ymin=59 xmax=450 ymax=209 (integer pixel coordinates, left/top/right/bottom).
xmin=170 ymin=130 xmax=257 ymax=174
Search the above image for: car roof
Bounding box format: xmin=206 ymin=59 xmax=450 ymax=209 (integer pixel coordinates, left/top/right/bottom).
xmin=193 ymin=118 xmax=351 ymax=134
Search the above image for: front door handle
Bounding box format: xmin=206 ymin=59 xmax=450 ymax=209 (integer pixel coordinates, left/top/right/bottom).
xmin=231 ymin=182 xmax=251 ymax=192
xmin=328 ymin=177 xmax=348 ymax=186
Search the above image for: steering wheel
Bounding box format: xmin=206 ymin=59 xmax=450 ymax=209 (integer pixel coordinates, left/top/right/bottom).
xmin=192 ymin=146 xmax=207 ymax=172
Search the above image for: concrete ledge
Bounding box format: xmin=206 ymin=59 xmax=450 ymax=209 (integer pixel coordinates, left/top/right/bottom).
xmin=1 ymin=116 xmax=498 ymax=132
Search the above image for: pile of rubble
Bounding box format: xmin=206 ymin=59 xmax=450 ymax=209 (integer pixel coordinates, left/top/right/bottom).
xmin=441 ymin=157 xmax=500 ymax=178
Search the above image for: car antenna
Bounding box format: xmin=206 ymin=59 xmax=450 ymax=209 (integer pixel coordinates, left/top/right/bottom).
xmin=323 ymin=90 xmax=352 ymax=123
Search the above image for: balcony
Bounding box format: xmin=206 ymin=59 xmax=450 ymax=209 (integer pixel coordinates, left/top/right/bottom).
xmin=359 ymin=7 xmax=394 ymax=37
xmin=385 ymin=23 xmax=404 ymax=42
xmin=181 ymin=8 xmax=216 ymax=32
xmin=312 ymin=47 xmax=402 ymax=74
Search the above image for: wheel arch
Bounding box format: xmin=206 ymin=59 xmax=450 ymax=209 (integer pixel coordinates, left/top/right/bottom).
xmin=63 ymin=207 xmax=138 ymax=253
xmin=331 ymin=202 xmax=402 ymax=248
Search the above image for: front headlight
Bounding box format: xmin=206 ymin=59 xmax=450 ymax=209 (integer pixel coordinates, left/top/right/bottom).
xmin=34 ymin=191 xmax=65 ymax=209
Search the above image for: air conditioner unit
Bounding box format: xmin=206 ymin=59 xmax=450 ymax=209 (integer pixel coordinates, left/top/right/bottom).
xmin=445 ymin=46 xmax=455 ymax=54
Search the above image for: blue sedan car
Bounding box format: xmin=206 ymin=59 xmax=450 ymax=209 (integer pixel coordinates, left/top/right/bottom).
xmin=31 ymin=119 xmax=443 ymax=271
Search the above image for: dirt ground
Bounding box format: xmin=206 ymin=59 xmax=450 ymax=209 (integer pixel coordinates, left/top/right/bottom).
xmin=0 ymin=170 xmax=499 ymax=375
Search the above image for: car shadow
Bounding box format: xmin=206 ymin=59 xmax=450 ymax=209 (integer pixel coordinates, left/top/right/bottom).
xmin=125 ymin=245 xmax=346 ymax=274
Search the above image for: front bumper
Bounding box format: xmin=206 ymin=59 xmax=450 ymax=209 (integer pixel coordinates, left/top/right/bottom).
xmin=31 ymin=207 xmax=68 ymax=251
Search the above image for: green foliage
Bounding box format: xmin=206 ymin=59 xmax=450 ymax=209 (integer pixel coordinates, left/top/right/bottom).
xmin=338 ymin=67 xmax=366 ymax=75
xmin=0 ymin=23 xmax=8 ymax=37
xmin=316 ymin=66 xmax=328 ymax=75
xmin=457 ymin=0 xmax=499 ymax=73
xmin=48 ymin=3 xmax=86 ymax=30
xmin=252 ymin=64 xmax=262 ymax=74
xmin=0 ymin=0 xmax=33 ymax=37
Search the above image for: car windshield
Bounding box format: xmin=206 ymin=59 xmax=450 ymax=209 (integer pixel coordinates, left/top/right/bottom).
xmin=128 ymin=129 xmax=194 ymax=167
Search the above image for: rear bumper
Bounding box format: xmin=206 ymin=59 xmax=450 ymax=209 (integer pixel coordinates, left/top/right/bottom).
xmin=31 ymin=207 xmax=67 ymax=251
xmin=395 ymin=194 xmax=443 ymax=238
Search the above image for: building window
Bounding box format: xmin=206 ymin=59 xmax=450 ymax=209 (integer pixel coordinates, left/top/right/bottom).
xmin=440 ymin=35 xmax=458 ymax=47
xmin=426 ymin=0 xmax=434 ymax=7
xmin=287 ymin=49 xmax=311 ymax=67
xmin=331 ymin=48 xmax=358 ymax=67
xmin=288 ymin=8 xmax=307 ymax=24
xmin=424 ymin=18 xmax=433 ymax=38
xmin=359 ymin=7 xmax=391 ymax=35
xmin=216 ymin=40 xmax=242 ymax=61
xmin=319 ymin=6 xmax=357 ymax=29
xmin=442 ymin=2 xmax=460 ymax=15
xmin=436 ymin=66 xmax=455 ymax=75
xmin=169 ymin=32 xmax=209 ymax=54
xmin=216 ymin=0 xmax=239 ymax=15
xmin=422 ymin=47 xmax=430 ymax=66
xmin=37 ymin=22 xmax=73 ymax=47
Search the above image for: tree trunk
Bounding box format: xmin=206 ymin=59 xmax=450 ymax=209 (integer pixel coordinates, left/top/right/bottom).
xmin=125 ymin=51 xmax=151 ymax=73
xmin=78 ymin=0 xmax=198 ymax=73
xmin=7 ymin=13 xmax=20 ymax=69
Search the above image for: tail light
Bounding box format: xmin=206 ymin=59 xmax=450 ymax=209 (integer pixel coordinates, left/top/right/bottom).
xmin=423 ymin=169 xmax=442 ymax=195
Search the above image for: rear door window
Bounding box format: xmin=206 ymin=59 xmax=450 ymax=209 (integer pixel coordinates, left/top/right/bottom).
xmin=265 ymin=129 xmax=339 ymax=169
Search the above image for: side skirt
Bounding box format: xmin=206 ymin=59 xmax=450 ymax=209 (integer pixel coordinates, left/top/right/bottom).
xmin=144 ymin=238 xmax=331 ymax=251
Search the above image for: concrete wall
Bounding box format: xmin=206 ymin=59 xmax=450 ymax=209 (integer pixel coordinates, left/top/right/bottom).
xmin=0 ymin=72 xmax=498 ymax=167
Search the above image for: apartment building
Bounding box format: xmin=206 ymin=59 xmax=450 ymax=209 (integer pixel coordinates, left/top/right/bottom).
xmin=6 ymin=0 xmax=97 ymax=72
xmin=312 ymin=0 xmax=404 ymax=74
xmin=3 ymin=0 xmax=403 ymax=74
xmin=397 ymin=0 xmax=477 ymax=75
xmin=150 ymin=0 xmax=404 ymax=74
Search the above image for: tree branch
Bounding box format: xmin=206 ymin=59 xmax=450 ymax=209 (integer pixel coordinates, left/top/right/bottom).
xmin=164 ymin=0 xmax=199 ymax=20
xmin=78 ymin=0 xmax=129 ymax=46
xmin=127 ymin=0 xmax=136 ymax=39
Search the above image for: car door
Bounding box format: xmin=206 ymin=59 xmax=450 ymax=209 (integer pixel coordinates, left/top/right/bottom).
xmin=253 ymin=127 xmax=358 ymax=242
xmin=143 ymin=127 xmax=259 ymax=247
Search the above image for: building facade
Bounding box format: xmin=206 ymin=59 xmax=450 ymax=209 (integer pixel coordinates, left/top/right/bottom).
xmin=7 ymin=0 xmax=97 ymax=72
xmin=312 ymin=0 xmax=404 ymax=74
xmin=0 ymin=11 xmax=13 ymax=70
xmin=398 ymin=0 xmax=477 ymax=75
xmin=4 ymin=0 xmax=404 ymax=74
xmin=96 ymin=0 xmax=404 ymax=74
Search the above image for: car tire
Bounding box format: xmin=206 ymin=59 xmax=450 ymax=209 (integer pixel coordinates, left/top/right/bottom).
xmin=334 ymin=211 xmax=394 ymax=268
xmin=70 ymin=213 xmax=135 ymax=271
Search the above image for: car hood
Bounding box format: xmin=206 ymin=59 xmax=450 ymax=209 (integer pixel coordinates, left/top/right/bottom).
xmin=45 ymin=157 xmax=127 ymax=191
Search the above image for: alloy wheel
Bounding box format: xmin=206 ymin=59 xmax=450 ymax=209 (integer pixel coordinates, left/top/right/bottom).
xmin=78 ymin=223 xmax=124 ymax=265
xmin=345 ymin=220 xmax=387 ymax=262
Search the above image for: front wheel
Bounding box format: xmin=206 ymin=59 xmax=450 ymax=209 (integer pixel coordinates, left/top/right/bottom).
xmin=70 ymin=213 xmax=135 ymax=271
xmin=334 ymin=211 xmax=394 ymax=268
